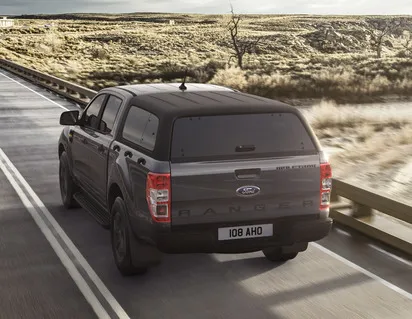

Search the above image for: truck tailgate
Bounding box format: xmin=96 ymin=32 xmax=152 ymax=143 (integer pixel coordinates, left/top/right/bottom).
xmin=169 ymin=112 xmax=322 ymax=227
xmin=170 ymin=155 xmax=320 ymax=226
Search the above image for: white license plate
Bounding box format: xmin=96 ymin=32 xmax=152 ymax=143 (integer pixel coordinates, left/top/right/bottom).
xmin=218 ymin=224 xmax=273 ymax=241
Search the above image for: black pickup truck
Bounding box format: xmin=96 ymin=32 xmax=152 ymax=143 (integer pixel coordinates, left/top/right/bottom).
xmin=58 ymin=83 xmax=333 ymax=276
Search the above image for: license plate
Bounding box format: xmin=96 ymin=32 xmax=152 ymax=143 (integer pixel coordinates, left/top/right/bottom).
xmin=218 ymin=224 xmax=273 ymax=241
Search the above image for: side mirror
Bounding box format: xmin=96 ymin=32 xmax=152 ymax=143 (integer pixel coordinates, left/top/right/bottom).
xmin=99 ymin=120 xmax=108 ymax=132
xmin=60 ymin=110 xmax=79 ymax=126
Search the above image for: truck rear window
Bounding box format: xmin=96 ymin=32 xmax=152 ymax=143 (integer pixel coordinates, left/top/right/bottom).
xmin=171 ymin=113 xmax=317 ymax=162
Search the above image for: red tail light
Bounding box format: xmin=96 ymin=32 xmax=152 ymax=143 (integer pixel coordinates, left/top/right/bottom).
xmin=146 ymin=173 xmax=171 ymax=223
xmin=319 ymin=151 xmax=332 ymax=211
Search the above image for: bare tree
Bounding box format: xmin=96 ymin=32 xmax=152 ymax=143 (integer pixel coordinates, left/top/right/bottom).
xmin=399 ymin=19 xmax=412 ymax=57
xmin=366 ymin=18 xmax=402 ymax=58
xmin=227 ymin=5 xmax=261 ymax=69
xmin=401 ymin=33 xmax=412 ymax=56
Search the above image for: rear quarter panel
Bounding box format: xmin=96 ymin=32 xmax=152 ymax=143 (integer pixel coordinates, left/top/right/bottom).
xmin=110 ymin=142 xmax=171 ymax=241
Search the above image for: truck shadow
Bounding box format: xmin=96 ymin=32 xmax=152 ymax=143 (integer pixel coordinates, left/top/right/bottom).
xmin=109 ymin=252 xmax=287 ymax=319
xmin=106 ymin=251 xmax=371 ymax=319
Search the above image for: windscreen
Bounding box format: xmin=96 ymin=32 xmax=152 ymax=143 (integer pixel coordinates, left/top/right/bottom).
xmin=171 ymin=112 xmax=317 ymax=162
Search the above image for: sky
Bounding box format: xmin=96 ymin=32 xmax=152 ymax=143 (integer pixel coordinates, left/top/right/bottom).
xmin=1 ymin=0 xmax=412 ymax=15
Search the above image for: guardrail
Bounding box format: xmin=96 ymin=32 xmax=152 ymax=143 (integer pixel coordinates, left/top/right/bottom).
xmin=330 ymin=180 xmax=412 ymax=255
xmin=1 ymin=58 xmax=411 ymax=256
xmin=0 ymin=59 xmax=96 ymax=107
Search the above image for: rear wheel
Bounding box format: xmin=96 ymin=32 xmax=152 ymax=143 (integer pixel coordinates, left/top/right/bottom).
xmin=262 ymin=247 xmax=299 ymax=262
xmin=59 ymin=151 xmax=79 ymax=209
xmin=110 ymin=197 xmax=148 ymax=276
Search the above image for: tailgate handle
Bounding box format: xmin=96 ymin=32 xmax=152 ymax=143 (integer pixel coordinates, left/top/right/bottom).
xmin=235 ymin=168 xmax=261 ymax=179
xmin=235 ymin=145 xmax=255 ymax=152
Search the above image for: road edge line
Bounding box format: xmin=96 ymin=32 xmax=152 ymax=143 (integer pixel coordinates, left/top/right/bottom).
xmin=0 ymin=152 xmax=111 ymax=319
xmin=0 ymin=71 xmax=70 ymax=111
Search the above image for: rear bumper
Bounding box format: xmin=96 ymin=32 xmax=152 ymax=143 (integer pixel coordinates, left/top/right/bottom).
xmin=151 ymin=216 xmax=333 ymax=254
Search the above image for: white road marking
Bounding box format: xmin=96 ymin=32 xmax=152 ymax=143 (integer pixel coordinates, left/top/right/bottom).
xmin=0 ymin=71 xmax=70 ymax=111
xmin=311 ymin=243 xmax=412 ymax=300
xmin=0 ymin=148 xmax=130 ymax=319
xmin=367 ymin=243 xmax=412 ymax=268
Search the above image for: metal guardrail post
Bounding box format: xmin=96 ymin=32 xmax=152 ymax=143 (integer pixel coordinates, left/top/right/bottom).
xmin=330 ymin=187 xmax=339 ymax=203
xmin=352 ymin=202 xmax=373 ymax=218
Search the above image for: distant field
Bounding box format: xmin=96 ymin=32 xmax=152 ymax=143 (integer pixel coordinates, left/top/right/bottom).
xmin=2 ymin=13 xmax=412 ymax=104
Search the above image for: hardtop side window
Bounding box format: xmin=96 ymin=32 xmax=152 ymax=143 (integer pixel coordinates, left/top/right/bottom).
xmin=121 ymin=105 xmax=159 ymax=151
xmin=100 ymin=95 xmax=122 ymax=134
xmin=83 ymin=94 xmax=107 ymax=129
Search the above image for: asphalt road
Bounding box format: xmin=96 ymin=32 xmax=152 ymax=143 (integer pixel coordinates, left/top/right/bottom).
xmin=0 ymin=69 xmax=411 ymax=319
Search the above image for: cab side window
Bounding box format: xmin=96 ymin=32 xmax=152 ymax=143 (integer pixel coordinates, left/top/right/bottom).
xmin=83 ymin=94 xmax=106 ymax=129
xmin=99 ymin=95 xmax=122 ymax=134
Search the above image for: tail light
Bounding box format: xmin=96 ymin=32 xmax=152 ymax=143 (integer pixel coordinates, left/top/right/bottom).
xmin=319 ymin=151 xmax=332 ymax=211
xmin=146 ymin=173 xmax=171 ymax=223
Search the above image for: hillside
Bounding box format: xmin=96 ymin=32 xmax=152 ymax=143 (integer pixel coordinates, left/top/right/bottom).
xmin=2 ymin=13 xmax=412 ymax=104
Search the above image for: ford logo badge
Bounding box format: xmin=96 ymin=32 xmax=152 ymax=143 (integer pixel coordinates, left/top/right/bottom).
xmin=236 ymin=186 xmax=261 ymax=197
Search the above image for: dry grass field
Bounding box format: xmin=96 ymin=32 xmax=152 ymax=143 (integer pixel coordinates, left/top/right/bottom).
xmin=2 ymin=13 xmax=412 ymax=105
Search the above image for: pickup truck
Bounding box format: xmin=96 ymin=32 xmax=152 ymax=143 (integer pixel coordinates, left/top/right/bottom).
xmin=58 ymin=82 xmax=333 ymax=276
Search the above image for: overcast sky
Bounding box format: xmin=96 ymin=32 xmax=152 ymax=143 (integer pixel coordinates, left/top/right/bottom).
xmin=1 ymin=0 xmax=412 ymax=15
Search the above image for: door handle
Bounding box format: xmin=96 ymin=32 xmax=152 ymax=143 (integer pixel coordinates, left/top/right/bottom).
xmin=81 ymin=137 xmax=88 ymax=144
xmin=124 ymin=151 xmax=133 ymax=158
xmin=113 ymin=145 xmax=120 ymax=152
xmin=97 ymin=144 xmax=105 ymax=153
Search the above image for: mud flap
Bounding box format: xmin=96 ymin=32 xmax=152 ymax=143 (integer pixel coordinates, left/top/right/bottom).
xmin=127 ymin=226 xmax=162 ymax=268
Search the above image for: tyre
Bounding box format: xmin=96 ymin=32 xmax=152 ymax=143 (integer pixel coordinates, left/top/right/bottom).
xmin=262 ymin=247 xmax=299 ymax=262
xmin=59 ymin=151 xmax=79 ymax=209
xmin=110 ymin=197 xmax=148 ymax=276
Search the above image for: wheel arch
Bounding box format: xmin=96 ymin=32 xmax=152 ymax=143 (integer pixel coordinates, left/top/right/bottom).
xmin=58 ymin=143 xmax=65 ymax=158
xmin=108 ymin=182 xmax=124 ymax=213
